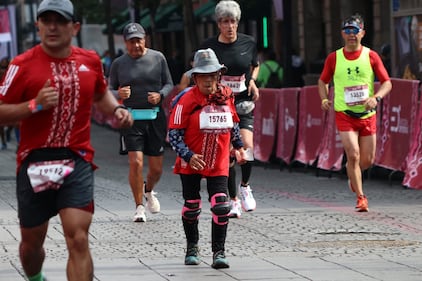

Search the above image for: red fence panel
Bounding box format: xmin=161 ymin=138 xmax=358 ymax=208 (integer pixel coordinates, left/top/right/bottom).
xmin=292 ymin=85 xmax=326 ymax=165
xmin=275 ymin=87 xmax=300 ymax=164
xmin=403 ymin=100 xmax=422 ymax=189
xmin=316 ymin=88 xmax=344 ymax=171
xmin=253 ymin=88 xmax=279 ymax=162
xmin=375 ymin=78 xmax=420 ymax=171
xmin=162 ymin=86 xmax=180 ymax=120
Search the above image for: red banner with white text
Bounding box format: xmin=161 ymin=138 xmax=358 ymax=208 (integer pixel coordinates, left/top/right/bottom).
xmin=253 ymin=88 xmax=279 ymax=162
xmin=316 ymin=88 xmax=344 ymax=171
xmin=275 ymin=87 xmax=300 ymax=164
xmin=293 ymin=86 xmax=326 ymax=165
xmin=375 ymin=78 xmax=420 ymax=171
xmin=403 ymin=101 xmax=422 ymax=189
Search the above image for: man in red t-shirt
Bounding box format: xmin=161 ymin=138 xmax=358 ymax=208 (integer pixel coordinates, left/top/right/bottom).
xmin=0 ymin=0 xmax=132 ymax=280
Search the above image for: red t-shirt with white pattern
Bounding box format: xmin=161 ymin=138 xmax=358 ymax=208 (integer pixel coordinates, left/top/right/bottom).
xmin=0 ymin=45 xmax=107 ymax=169
xmin=168 ymin=85 xmax=239 ymax=177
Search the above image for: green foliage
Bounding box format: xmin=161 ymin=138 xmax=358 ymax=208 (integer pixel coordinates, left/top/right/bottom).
xmin=72 ymin=0 xmax=105 ymax=23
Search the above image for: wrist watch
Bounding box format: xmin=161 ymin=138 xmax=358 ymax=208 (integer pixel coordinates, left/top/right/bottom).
xmin=375 ymin=96 xmax=382 ymax=103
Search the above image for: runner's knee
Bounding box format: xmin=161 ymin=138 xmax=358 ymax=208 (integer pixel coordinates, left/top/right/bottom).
xmin=210 ymin=193 xmax=230 ymax=225
xmin=182 ymin=199 xmax=202 ymax=221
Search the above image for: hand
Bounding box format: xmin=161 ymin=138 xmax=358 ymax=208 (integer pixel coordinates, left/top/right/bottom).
xmin=189 ymin=154 xmax=206 ymax=171
xmin=118 ymin=86 xmax=131 ymax=100
xmin=363 ymin=96 xmax=378 ymax=111
xmin=114 ymin=107 xmax=133 ymax=128
xmin=248 ymin=80 xmax=260 ymax=102
xmin=235 ymin=148 xmax=248 ymax=164
xmin=36 ymin=79 xmax=59 ymax=110
xmin=147 ymin=92 xmax=161 ymax=105
xmin=321 ymin=99 xmax=332 ymax=111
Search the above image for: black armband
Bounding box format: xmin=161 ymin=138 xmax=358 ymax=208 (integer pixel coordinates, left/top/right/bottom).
xmin=113 ymin=105 xmax=127 ymax=113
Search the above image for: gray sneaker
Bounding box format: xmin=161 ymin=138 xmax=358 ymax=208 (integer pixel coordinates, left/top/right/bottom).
xmin=185 ymin=243 xmax=200 ymax=265
xmin=211 ymin=250 xmax=229 ymax=269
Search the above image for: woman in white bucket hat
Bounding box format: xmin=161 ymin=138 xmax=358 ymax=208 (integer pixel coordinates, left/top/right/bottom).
xmin=168 ymin=48 xmax=247 ymax=269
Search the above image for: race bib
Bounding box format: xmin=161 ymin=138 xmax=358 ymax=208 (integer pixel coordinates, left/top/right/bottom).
xmin=199 ymin=105 xmax=233 ymax=131
xmin=27 ymin=159 xmax=75 ymax=193
xmin=220 ymin=75 xmax=247 ymax=93
xmin=344 ymin=85 xmax=369 ymax=106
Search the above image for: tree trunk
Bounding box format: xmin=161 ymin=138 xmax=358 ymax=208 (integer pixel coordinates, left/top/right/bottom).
xmin=104 ymin=0 xmax=116 ymax=58
xmin=182 ymin=0 xmax=198 ymax=61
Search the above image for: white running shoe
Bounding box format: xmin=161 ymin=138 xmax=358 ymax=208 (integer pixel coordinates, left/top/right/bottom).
xmin=228 ymin=199 xmax=242 ymax=218
xmin=133 ymin=205 xmax=146 ymax=222
xmin=145 ymin=191 xmax=161 ymax=213
xmin=238 ymin=184 xmax=256 ymax=211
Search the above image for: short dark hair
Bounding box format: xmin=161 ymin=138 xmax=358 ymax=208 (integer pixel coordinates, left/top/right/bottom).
xmin=342 ymin=13 xmax=364 ymax=30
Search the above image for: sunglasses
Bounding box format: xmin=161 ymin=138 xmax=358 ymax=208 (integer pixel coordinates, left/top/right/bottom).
xmin=343 ymin=28 xmax=361 ymax=35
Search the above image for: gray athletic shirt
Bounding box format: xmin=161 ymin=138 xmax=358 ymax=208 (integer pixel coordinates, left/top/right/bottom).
xmin=108 ymin=49 xmax=174 ymax=109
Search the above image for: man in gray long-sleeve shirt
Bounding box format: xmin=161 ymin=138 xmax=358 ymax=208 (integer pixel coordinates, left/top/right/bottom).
xmin=109 ymin=22 xmax=173 ymax=223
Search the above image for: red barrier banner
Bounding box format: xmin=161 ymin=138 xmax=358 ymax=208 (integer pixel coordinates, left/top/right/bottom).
xmin=403 ymin=100 xmax=422 ymax=189
xmin=253 ymin=88 xmax=279 ymax=162
xmin=162 ymin=86 xmax=180 ymax=120
xmin=317 ymin=88 xmax=344 ymax=171
xmin=375 ymin=78 xmax=420 ymax=171
xmin=91 ymin=105 xmax=107 ymax=125
xmin=0 ymin=9 xmax=11 ymax=42
xmin=275 ymin=88 xmax=300 ymax=164
xmin=293 ymin=85 xmax=326 ymax=165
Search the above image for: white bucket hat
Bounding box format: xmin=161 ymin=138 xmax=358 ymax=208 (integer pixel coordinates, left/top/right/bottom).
xmin=186 ymin=48 xmax=227 ymax=77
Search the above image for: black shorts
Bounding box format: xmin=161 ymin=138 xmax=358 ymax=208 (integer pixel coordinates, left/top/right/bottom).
xmin=235 ymin=94 xmax=254 ymax=132
xmin=121 ymin=109 xmax=167 ymax=156
xmin=238 ymin=111 xmax=254 ymax=132
xmin=17 ymin=148 xmax=94 ymax=228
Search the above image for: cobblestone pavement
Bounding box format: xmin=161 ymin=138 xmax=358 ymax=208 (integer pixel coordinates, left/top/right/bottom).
xmin=0 ymin=123 xmax=421 ymax=281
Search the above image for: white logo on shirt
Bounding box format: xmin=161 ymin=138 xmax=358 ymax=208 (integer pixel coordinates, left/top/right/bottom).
xmin=79 ymin=64 xmax=89 ymax=72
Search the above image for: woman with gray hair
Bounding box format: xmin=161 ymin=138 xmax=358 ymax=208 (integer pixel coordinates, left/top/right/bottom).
xmin=200 ymin=0 xmax=259 ymax=219
xmin=168 ymin=48 xmax=247 ymax=269
xmin=215 ymin=0 xmax=241 ymax=22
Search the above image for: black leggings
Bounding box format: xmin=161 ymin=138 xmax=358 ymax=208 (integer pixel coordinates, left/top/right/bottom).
xmin=180 ymin=174 xmax=228 ymax=252
xmin=228 ymin=161 xmax=252 ymax=198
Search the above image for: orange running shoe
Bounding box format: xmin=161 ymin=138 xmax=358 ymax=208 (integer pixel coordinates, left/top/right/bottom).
xmin=355 ymin=195 xmax=368 ymax=212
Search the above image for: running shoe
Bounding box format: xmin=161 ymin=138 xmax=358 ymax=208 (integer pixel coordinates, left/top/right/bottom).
xmin=133 ymin=205 xmax=146 ymax=222
xmin=348 ymin=179 xmax=356 ymax=193
xmin=355 ymin=195 xmax=369 ymax=212
xmin=185 ymin=243 xmax=200 ymax=265
xmin=211 ymin=250 xmax=229 ymax=269
xmin=238 ymin=184 xmax=256 ymax=211
xmin=144 ymin=182 xmax=161 ymax=213
xmin=228 ymin=199 xmax=242 ymax=218
xmin=145 ymin=191 xmax=160 ymax=213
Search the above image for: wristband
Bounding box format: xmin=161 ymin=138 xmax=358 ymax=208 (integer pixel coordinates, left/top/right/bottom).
xmin=375 ymin=96 xmax=381 ymax=103
xmin=28 ymin=99 xmax=42 ymax=113
xmin=113 ymin=105 xmax=127 ymax=113
xmin=321 ymin=98 xmax=329 ymax=105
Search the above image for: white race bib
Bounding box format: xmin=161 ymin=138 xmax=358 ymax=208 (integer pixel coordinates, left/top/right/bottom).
xmin=220 ymin=75 xmax=247 ymax=93
xmin=27 ymin=159 xmax=75 ymax=193
xmin=344 ymin=85 xmax=369 ymax=106
xmin=199 ymin=105 xmax=233 ymax=131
